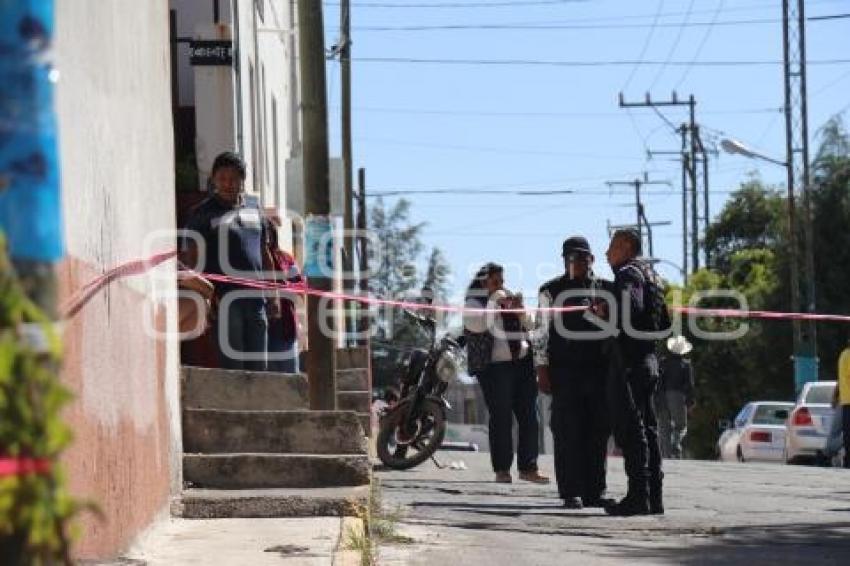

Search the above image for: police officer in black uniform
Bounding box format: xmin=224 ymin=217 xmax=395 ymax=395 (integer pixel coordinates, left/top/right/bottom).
xmin=535 ymin=237 xmax=614 ymax=509
xmin=603 ymin=229 xmax=664 ymax=516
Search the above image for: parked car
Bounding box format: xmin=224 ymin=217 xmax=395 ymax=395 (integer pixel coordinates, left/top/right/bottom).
xmin=785 ymin=380 xmax=837 ymax=464
xmin=718 ymin=401 xmax=794 ymax=463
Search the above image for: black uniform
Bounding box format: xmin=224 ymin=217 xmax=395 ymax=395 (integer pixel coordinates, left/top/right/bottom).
xmin=538 ymin=273 xmax=613 ymax=505
xmin=606 ymin=258 xmax=664 ymax=514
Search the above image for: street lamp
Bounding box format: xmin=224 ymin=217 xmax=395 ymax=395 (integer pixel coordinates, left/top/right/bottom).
xmin=719 ymin=138 xmax=788 ymax=167
xmin=720 ymin=136 xmax=818 ymax=391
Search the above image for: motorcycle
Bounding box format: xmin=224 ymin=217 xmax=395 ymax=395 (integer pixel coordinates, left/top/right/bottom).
xmin=376 ymin=308 xmax=465 ymax=470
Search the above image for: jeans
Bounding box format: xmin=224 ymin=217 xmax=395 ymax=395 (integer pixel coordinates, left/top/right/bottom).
xmin=477 ymin=355 xmax=540 ymax=473
xmin=216 ymin=296 xmax=268 ymax=371
xmin=843 ymin=405 xmax=850 ymax=468
xmin=268 ymin=338 xmax=298 ymax=373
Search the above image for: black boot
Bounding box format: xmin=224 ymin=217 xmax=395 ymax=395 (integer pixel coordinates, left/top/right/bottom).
xmin=649 ymin=479 xmax=664 ymax=515
xmin=605 ymin=481 xmax=649 ymax=516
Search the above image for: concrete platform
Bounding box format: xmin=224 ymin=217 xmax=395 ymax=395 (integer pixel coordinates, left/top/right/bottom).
xmin=181 ymin=366 xmax=309 ymax=411
xmin=183 ymin=453 xmax=371 ymax=489
xmin=175 ymin=486 xmax=369 ymax=519
xmin=104 ymin=516 xmax=363 ymax=566
xmin=182 ymin=409 xmax=368 ymax=455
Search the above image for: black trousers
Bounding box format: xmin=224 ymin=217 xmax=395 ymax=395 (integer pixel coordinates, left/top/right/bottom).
xmin=550 ymin=365 xmax=609 ymax=500
xmin=843 ymin=405 xmax=850 ymax=468
xmin=606 ymin=342 xmax=663 ymax=493
xmin=477 ymin=355 xmax=540 ymax=473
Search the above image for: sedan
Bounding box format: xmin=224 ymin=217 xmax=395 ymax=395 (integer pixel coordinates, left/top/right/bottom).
xmin=718 ymin=401 xmax=794 ymax=463
xmin=785 ymin=380 xmax=837 ymax=464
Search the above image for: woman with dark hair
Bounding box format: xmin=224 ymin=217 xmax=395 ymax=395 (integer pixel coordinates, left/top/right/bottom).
xmin=464 ymin=263 xmax=548 ymax=484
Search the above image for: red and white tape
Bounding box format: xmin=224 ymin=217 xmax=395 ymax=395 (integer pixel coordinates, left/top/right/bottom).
xmin=57 ymin=251 xmax=850 ymax=322
xmin=0 ymin=457 xmax=51 ymax=477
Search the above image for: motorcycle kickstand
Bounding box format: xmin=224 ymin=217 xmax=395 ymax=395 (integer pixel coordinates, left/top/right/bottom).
xmin=430 ymin=453 xmax=448 ymax=469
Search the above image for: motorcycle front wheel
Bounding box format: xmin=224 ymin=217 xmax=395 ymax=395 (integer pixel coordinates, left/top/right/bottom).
xmin=377 ymin=398 xmax=446 ymax=470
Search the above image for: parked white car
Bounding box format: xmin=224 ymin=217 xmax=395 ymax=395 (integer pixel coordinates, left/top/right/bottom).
xmin=718 ymin=401 xmax=794 ymax=463
xmin=785 ymin=381 xmax=837 ymax=464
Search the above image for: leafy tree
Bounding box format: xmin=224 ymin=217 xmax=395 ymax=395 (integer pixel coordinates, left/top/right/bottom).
xmin=368 ymin=199 xmax=452 ymax=388
xmin=811 ymin=114 xmax=850 ymax=380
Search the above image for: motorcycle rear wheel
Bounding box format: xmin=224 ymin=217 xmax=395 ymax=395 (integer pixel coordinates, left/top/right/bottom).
xmin=377 ymin=398 xmax=446 ymax=470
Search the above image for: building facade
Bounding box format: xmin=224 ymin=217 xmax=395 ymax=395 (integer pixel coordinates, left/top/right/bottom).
xmin=54 ymin=0 xmax=182 ymax=558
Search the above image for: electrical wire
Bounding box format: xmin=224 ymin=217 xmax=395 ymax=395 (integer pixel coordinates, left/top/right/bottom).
xmin=649 ymin=0 xmax=697 ymax=90
xmin=344 ymin=105 xmax=781 ymax=118
xmin=353 ymin=56 xmax=850 ymax=67
xmin=353 ymin=17 xmax=781 ymax=32
xmin=674 ymin=0 xmax=726 ymax=90
xmin=323 ymin=0 xmax=587 ymax=7
xmin=622 ymin=0 xmax=665 ymax=93
xmin=355 ymin=136 xmax=646 ymax=159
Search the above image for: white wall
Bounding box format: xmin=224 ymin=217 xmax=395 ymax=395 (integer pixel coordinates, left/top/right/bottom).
xmin=172 ymin=0 xmax=298 ymax=252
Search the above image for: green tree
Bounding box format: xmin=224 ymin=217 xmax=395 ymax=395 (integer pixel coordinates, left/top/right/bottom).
xmin=368 ymin=199 xmax=452 ymax=388
xmin=676 ymin=179 xmax=795 ymax=458
xmin=811 ymin=114 xmax=850 ymax=380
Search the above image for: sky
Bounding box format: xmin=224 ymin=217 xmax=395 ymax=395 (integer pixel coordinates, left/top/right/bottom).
xmin=322 ymin=0 xmax=850 ymax=305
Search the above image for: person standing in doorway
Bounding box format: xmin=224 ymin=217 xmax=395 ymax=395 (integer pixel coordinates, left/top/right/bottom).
xmin=181 ymin=152 xmax=270 ymax=371
xmin=464 ymin=263 xmax=549 ymax=485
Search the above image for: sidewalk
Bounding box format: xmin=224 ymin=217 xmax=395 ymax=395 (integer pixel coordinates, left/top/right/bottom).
xmin=96 ymin=516 xmax=364 ymax=566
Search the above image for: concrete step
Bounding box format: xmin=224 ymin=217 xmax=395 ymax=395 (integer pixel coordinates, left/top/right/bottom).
xmin=183 ymin=453 xmax=371 ymax=489
xmin=336 ymin=368 xmax=369 ymax=392
xmin=337 ymin=391 xmax=371 ymax=413
xmin=183 ymin=409 xmax=367 ymax=455
xmin=175 ymin=486 xmax=369 ymax=519
xmin=182 ymin=366 xmax=308 ymax=411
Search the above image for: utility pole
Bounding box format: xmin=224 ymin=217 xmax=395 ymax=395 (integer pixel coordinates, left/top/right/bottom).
xmin=621 ymin=93 xmax=712 ymax=277
xmin=606 ymin=173 xmax=669 ymax=255
xmin=356 ymin=167 xmax=370 ymax=346
xmin=339 ymin=0 xmax=355 ymax=342
xmin=607 ymin=220 xmax=673 ymax=260
xmin=298 ymin=0 xmax=336 ymax=410
xmin=783 ymin=0 xmax=818 ymax=388
xmin=689 ymin=103 xmax=700 ymax=271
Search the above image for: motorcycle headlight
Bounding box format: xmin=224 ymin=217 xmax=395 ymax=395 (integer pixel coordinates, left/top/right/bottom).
xmin=436 ymin=350 xmax=459 ymax=383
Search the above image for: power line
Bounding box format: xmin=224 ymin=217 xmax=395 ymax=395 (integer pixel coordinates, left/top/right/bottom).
xmin=343 ymin=104 xmax=781 ymax=118
xmin=324 ymin=0 xmax=587 ymax=7
xmin=354 ymin=56 xmax=850 ymax=67
xmin=649 ymin=0 xmax=697 ymax=91
xmin=355 ymin=136 xmax=646 ymax=159
xmin=675 ymin=0 xmax=726 ymax=89
xmin=352 ymin=17 xmax=783 ymax=32
xmin=622 ymin=0 xmax=665 ymax=93
xmin=808 ymin=12 xmax=850 ymax=21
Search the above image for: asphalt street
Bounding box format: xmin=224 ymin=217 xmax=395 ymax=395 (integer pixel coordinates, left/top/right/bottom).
xmin=377 ymin=453 xmax=850 ymax=565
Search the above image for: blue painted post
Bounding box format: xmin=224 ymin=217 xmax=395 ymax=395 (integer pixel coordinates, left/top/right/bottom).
xmin=0 ymin=0 xmax=63 ymax=314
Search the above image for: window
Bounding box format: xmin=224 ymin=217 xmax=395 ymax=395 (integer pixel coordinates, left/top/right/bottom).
xmin=752 ymin=404 xmax=792 ymax=426
xmin=805 ymin=384 xmax=836 ymax=405
xmin=248 ymin=63 xmax=260 ymax=194
xmin=272 ymin=97 xmax=280 ymax=207
xmin=255 ymin=0 xmax=265 ymax=22
xmin=262 ymin=64 xmax=269 ymax=186
xmin=734 ymin=404 xmax=753 ymax=428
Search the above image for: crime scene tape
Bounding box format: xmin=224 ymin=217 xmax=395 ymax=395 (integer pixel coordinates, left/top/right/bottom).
xmin=56 ymin=250 xmax=850 ymax=322
xmin=0 ymin=457 xmax=51 ymax=478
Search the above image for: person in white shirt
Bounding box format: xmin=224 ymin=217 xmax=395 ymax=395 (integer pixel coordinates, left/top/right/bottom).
xmin=463 ymin=263 xmax=549 ymax=485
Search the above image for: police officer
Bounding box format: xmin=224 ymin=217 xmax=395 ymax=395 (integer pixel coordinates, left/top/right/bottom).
xmin=603 ymin=229 xmax=665 ymax=516
xmin=535 ymin=237 xmax=613 ymax=509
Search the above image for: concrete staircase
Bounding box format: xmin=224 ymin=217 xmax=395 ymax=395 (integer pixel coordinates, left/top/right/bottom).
xmin=174 ymin=366 xmax=371 ymax=519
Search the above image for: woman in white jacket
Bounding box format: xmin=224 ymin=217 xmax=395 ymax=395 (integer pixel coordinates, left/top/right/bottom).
xmin=464 ymin=263 xmax=549 ymax=484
